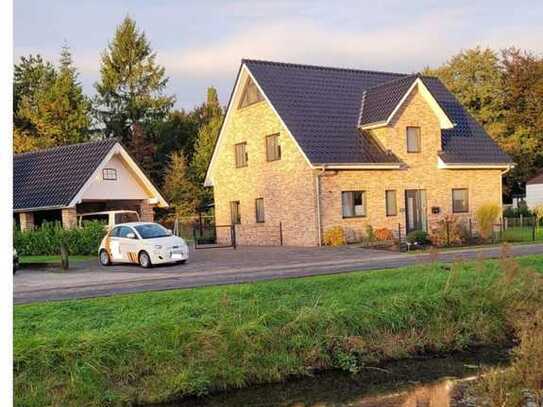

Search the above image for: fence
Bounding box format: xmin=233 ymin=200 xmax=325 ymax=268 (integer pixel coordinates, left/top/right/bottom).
xmin=415 ymin=216 xmax=542 ymax=248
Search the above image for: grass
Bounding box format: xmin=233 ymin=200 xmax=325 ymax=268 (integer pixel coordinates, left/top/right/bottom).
xmin=14 ymin=254 xmax=543 ymax=406
xmin=501 ymin=226 xmax=543 ymax=242
xmin=20 ymin=255 xmax=96 ymax=264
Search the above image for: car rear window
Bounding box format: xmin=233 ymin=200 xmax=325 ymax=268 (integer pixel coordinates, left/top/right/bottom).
xmin=115 ymin=212 xmax=139 ymax=224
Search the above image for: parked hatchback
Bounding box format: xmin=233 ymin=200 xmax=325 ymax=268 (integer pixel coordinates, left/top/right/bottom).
xmin=99 ymin=222 xmax=189 ymax=268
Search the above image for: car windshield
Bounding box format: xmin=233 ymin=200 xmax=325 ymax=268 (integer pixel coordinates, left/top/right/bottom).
xmin=134 ymin=224 xmax=170 ymax=239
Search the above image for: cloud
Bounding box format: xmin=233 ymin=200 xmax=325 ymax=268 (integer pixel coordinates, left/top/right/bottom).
xmin=157 ymin=9 xmax=468 ymax=79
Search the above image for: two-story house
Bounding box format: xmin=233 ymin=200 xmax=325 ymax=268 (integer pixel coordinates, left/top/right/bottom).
xmin=205 ymin=60 xmax=512 ymax=247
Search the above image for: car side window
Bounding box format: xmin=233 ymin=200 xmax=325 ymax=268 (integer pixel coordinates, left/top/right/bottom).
xmin=118 ymin=226 xmax=134 ymax=238
xmin=110 ymin=227 xmax=121 ymax=237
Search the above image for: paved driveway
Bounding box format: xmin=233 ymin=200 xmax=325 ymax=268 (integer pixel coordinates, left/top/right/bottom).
xmin=14 ymin=243 xmax=543 ymax=304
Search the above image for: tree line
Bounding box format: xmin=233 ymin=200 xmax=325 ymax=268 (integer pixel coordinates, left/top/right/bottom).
xmin=13 ymin=16 xmax=222 ymax=221
xmin=14 ymin=17 xmax=543 ymax=216
xmin=424 ymin=47 xmax=543 ymax=198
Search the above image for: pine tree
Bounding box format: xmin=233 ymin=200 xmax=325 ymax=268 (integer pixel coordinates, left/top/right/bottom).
xmin=94 ymin=16 xmax=174 ymax=144
xmin=191 ymin=87 xmax=223 ymax=204
xmin=162 ymin=151 xmax=200 ymax=219
xmin=13 ymin=48 xmax=91 ymax=152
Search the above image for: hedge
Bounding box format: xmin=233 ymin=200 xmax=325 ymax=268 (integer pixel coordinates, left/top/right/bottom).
xmin=14 ymin=221 xmax=107 ymax=256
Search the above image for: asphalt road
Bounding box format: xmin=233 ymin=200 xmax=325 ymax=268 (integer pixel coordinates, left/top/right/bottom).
xmin=14 ymin=243 xmax=543 ymax=304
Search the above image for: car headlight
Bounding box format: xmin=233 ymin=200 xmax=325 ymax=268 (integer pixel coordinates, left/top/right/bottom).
xmin=154 ymin=244 xmax=162 ymax=249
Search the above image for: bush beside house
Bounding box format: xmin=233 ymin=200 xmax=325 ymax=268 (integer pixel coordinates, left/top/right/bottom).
xmin=14 ymin=221 xmax=106 ymax=256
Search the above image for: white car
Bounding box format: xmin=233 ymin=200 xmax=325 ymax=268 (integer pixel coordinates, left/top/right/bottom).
xmin=98 ymin=222 xmax=189 ymax=268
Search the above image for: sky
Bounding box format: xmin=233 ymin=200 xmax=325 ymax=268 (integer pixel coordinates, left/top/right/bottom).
xmin=14 ymin=0 xmax=543 ymax=110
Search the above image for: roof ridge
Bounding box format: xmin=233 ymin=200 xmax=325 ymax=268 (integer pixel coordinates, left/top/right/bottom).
xmin=363 ymin=73 xmax=419 ymax=93
xmin=14 ymin=138 xmax=118 ymax=158
xmin=241 ymin=58 xmax=408 ymax=77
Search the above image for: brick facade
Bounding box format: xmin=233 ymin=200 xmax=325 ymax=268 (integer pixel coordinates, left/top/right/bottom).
xmin=319 ymin=88 xmax=502 ymax=240
xmin=139 ymin=200 xmax=155 ymax=222
xmin=61 ymin=207 xmax=78 ymax=229
xmin=212 ymin=100 xmax=318 ymax=247
xmin=19 ymin=212 xmax=34 ymax=231
xmin=210 ymin=87 xmax=504 ymax=247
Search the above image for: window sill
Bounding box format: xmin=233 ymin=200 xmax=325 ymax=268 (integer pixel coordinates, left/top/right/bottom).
xmin=342 ymin=215 xmax=366 ymax=219
xmin=235 ymin=165 xmax=248 ymax=169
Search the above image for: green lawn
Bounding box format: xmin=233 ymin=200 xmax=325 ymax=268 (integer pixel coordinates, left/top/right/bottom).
xmin=14 ymin=255 xmax=543 ymax=407
xmin=20 ymin=255 xmax=96 ymax=264
xmin=501 ymin=226 xmax=543 ymax=242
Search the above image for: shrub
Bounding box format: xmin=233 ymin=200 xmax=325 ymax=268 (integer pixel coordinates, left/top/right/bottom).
xmin=14 ymin=221 xmax=106 ymax=256
xmin=365 ymin=224 xmax=375 ymax=242
xmin=429 ymin=215 xmax=468 ymax=247
xmin=533 ymin=205 xmax=543 ymax=226
xmin=406 ymin=230 xmax=430 ymax=245
xmin=323 ymin=226 xmax=346 ymax=246
xmin=374 ymin=227 xmax=394 ymax=241
xmin=475 ymin=203 xmax=501 ymax=240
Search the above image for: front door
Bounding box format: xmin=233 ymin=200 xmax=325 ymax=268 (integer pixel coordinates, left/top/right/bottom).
xmin=405 ymin=190 xmax=427 ymax=234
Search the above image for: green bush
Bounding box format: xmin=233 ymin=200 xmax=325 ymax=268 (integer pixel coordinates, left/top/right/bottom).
xmin=14 ymin=221 xmax=106 ymax=256
xmin=406 ymin=230 xmax=430 ymax=245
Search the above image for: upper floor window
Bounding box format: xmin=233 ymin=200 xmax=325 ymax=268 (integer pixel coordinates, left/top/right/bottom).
xmin=385 ymin=190 xmax=397 ymax=216
xmin=266 ymin=134 xmax=281 ymax=161
xmin=230 ymin=201 xmax=241 ymax=225
xmin=452 ymin=188 xmax=469 ymax=213
xmin=406 ymin=127 xmax=421 ymax=153
xmin=238 ymin=78 xmax=264 ymax=109
xmin=255 ymin=198 xmax=265 ymax=223
xmin=342 ymin=191 xmax=366 ymax=218
xmin=235 ymin=142 xmax=248 ymax=167
xmin=103 ymin=168 xmax=117 ymax=181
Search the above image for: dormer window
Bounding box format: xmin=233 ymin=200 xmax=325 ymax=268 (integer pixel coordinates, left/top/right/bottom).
xmin=103 ymin=168 xmax=117 ymax=181
xmin=238 ymin=78 xmax=264 ymax=109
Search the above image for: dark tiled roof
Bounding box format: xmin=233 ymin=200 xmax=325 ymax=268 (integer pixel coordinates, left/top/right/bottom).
xmin=243 ymin=59 xmax=511 ymax=165
xmin=527 ymin=170 xmax=543 ymax=185
xmin=13 ymin=139 xmax=117 ymax=211
xmin=359 ymin=74 xmax=418 ymax=126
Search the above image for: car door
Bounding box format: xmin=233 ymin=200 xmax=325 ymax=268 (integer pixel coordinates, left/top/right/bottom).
xmin=108 ymin=226 xmax=123 ymax=262
xmin=117 ymin=226 xmax=140 ymax=263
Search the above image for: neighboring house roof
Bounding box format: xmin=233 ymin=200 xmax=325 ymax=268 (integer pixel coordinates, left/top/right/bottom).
xmin=242 ymin=59 xmax=511 ymax=166
xmin=527 ymin=170 xmax=543 ymax=185
xmin=13 ymin=139 xmax=167 ymax=212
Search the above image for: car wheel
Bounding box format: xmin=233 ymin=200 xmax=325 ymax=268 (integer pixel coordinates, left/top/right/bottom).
xmin=99 ymin=250 xmax=111 ymax=266
xmin=138 ymin=251 xmax=152 ymax=268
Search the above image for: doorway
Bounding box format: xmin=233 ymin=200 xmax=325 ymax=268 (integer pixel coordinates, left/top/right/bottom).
xmin=405 ymin=190 xmax=427 ymax=234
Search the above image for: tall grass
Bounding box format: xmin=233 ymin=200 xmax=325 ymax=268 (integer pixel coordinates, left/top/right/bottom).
xmin=13 ymin=255 xmax=543 ymax=406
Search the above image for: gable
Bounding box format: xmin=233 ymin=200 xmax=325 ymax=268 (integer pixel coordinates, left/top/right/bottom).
xmin=80 ymin=155 xmax=152 ymax=201
xmin=238 ymin=77 xmax=264 ymax=109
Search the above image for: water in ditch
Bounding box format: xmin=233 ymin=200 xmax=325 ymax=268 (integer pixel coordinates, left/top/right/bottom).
xmin=156 ymin=346 xmax=510 ymax=407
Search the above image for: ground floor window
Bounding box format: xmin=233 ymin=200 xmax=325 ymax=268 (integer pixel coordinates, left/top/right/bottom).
xmin=385 ymin=190 xmax=397 ymax=216
xmin=342 ymin=191 xmax=366 ymax=218
xmin=230 ymin=201 xmax=241 ymax=224
xmin=452 ymin=188 xmax=469 ymax=213
xmin=255 ymin=198 xmax=265 ymax=223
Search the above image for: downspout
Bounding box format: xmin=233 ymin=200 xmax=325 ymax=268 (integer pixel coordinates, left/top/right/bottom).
xmin=315 ymin=166 xmax=326 ymax=246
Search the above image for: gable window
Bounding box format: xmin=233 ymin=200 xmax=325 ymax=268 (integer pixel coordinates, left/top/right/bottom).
xmin=255 ymin=198 xmax=265 ymax=223
xmin=103 ymin=168 xmax=117 ymax=181
xmin=235 ymin=142 xmax=248 ymax=167
xmin=230 ymin=201 xmax=241 ymax=224
xmin=406 ymin=127 xmax=421 ymax=153
xmin=342 ymin=191 xmax=366 ymax=218
xmin=385 ymin=190 xmax=397 ymax=216
xmin=238 ymin=78 xmax=264 ymax=109
xmin=266 ymin=134 xmax=281 ymax=161
xmin=452 ymin=188 xmax=469 ymax=213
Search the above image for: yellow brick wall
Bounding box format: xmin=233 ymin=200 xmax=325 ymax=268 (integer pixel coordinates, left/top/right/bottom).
xmin=320 ymin=87 xmax=503 ymax=240
xmin=211 ymin=100 xmax=319 ymax=246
